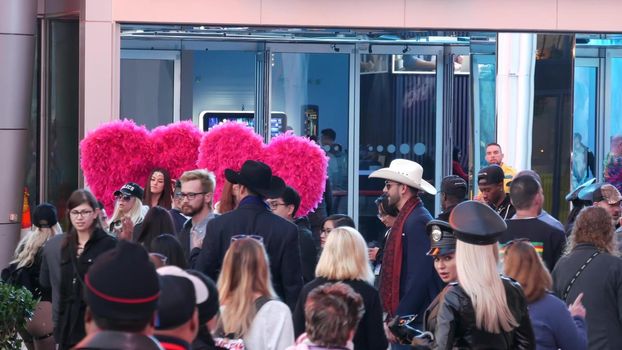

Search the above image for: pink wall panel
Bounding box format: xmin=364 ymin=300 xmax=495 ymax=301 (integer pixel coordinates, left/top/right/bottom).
xmin=260 ymin=0 xmax=405 ymax=28
xmin=112 ymin=0 xmax=261 ymax=25
xmin=557 ymin=0 xmax=622 ymax=32
xmin=404 ymin=0 xmax=557 ymax=31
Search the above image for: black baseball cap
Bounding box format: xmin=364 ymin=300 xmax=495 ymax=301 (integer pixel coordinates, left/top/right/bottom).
xmin=477 ymin=165 xmax=505 ymax=186
xmin=114 ymin=182 xmax=144 ymax=199
xmin=439 ymin=175 xmax=467 ymax=198
xmin=33 ymin=203 xmax=58 ymax=228
xmin=186 ymin=270 xmax=220 ymax=324
xmin=156 ymin=266 xmax=208 ymax=330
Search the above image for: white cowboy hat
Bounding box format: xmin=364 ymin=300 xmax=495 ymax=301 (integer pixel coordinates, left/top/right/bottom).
xmin=369 ymin=159 xmax=437 ymax=195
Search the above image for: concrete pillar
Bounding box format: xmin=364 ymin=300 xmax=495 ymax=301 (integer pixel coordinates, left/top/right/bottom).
xmin=0 ymin=0 xmax=37 ymax=267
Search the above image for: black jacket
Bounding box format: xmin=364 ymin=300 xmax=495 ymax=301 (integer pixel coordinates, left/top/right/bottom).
xmin=295 ymin=217 xmax=318 ymax=283
xmin=73 ymin=330 xmax=163 ymax=349
xmin=57 ymin=229 xmax=116 ymax=349
xmin=293 ymin=277 xmax=388 ymax=350
xmin=2 ymin=250 xmax=50 ymax=301
xmin=434 ymin=277 xmax=535 ymax=350
xmin=552 ymin=243 xmax=622 ymax=350
xmin=195 ymin=196 xmax=303 ymax=310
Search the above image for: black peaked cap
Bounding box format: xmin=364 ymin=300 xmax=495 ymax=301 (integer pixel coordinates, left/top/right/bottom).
xmin=426 ymin=220 xmax=457 ymax=256
xmin=448 ymin=200 xmax=507 ymax=245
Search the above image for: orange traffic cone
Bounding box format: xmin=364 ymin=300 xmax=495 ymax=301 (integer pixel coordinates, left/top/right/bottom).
xmin=22 ymin=187 xmax=31 ymax=229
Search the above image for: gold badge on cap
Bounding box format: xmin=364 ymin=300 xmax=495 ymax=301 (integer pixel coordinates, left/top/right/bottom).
xmin=431 ymin=226 xmax=442 ymax=242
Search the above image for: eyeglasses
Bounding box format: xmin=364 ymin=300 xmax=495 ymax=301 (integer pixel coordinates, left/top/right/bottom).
xmin=231 ymin=234 xmax=264 ymax=243
xmin=115 ymin=194 xmax=132 ymax=202
xmin=268 ymin=201 xmax=288 ymax=210
xmin=175 ymin=192 xmax=207 ymax=200
xmin=70 ymin=210 xmax=94 ymax=218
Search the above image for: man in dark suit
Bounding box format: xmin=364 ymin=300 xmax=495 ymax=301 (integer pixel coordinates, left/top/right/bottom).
xmin=369 ymin=159 xmax=443 ymax=336
xmin=268 ymin=186 xmax=318 ymax=284
xmin=195 ymin=160 xmax=303 ymax=310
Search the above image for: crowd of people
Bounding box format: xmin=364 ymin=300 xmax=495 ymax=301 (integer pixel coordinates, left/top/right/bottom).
xmin=2 ymin=140 xmax=622 ymax=350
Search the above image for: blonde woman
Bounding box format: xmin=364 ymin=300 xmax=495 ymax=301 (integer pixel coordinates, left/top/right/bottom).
xmin=108 ymin=182 xmax=146 ymax=239
xmin=434 ymin=200 xmax=535 ymax=349
xmin=292 ymin=227 xmax=387 ymax=350
xmin=216 ymin=238 xmax=294 ymax=350
xmin=1 ymin=203 xmax=62 ymax=350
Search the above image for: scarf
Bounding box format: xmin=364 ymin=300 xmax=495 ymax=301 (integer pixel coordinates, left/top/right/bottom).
xmin=379 ymin=195 xmax=421 ymax=317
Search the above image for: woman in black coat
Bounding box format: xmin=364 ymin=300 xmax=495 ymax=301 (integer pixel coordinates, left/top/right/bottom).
xmin=433 ymin=201 xmax=535 ymax=350
xmin=56 ymin=190 xmax=116 ymax=349
xmin=293 ymin=226 xmax=388 ymax=350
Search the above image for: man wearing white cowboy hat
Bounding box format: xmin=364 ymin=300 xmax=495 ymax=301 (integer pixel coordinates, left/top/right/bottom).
xmin=369 ymin=159 xmax=443 ymax=342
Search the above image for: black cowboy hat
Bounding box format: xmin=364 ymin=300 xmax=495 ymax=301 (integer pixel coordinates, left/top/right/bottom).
xmin=224 ymin=160 xmax=286 ymax=199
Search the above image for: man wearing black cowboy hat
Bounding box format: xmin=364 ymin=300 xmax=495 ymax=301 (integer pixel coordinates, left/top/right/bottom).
xmin=195 ymin=160 xmax=302 ymax=310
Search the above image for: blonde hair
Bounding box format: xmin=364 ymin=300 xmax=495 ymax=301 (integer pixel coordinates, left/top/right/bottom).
xmin=217 ymin=239 xmax=276 ymax=337
xmin=315 ymin=227 xmax=374 ymax=285
xmin=503 ymin=240 xmax=552 ymax=303
xmin=456 ymin=240 xmax=518 ymax=333
xmin=180 ymin=169 xmax=216 ymax=193
xmin=108 ymin=197 xmax=144 ymax=226
xmin=12 ymin=224 xmax=62 ymax=269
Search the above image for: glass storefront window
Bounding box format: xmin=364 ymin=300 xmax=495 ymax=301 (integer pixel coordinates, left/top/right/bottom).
xmin=189 ymin=50 xmax=257 ymax=128
xmin=120 ymin=53 xmax=176 ymax=129
xmin=605 ymin=57 xmax=622 ymax=193
xmin=47 ymin=20 xmax=79 ymax=228
xmin=270 ymin=51 xmax=350 ymax=217
xmin=472 ymin=55 xmax=496 ymax=170
xmin=358 ymin=53 xmax=437 ymax=243
xmin=572 ymin=64 xmax=597 ymax=189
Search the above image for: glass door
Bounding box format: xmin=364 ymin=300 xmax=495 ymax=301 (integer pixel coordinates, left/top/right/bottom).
xmin=266 ymin=43 xmax=354 ymax=235
xmin=357 ymin=45 xmax=444 ymax=242
xmin=604 ymin=50 xmax=622 ymax=192
xmin=120 ymin=50 xmax=180 ymax=129
xmin=572 ymin=58 xmax=599 ymax=190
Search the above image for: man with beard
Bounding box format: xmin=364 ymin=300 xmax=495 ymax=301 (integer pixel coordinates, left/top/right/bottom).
xmin=477 ymin=165 xmax=516 ymax=220
xmin=177 ymin=169 xmax=218 ymax=263
xmin=368 ymin=159 xmax=442 ymax=344
xmin=484 ymin=143 xmax=516 ymax=193
xmin=580 ymin=182 xmax=621 ymax=230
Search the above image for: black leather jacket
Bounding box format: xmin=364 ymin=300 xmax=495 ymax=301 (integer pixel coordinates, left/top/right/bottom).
xmin=73 ymin=330 xmax=163 ymax=349
xmin=433 ymin=277 xmax=535 ymax=350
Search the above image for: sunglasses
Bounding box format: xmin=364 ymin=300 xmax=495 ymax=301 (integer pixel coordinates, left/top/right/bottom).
xmin=231 ymin=234 xmax=264 ymax=243
xmin=115 ymin=194 xmax=132 ymax=201
xmin=149 ymin=253 xmax=168 ymax=266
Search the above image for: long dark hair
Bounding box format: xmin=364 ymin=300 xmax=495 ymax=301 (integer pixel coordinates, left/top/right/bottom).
xmin=144 ymin=168 xmax=173 ymax=209
xmin=322 ymin=214 xmax=356 ymax=230
xmin=149 ymin=234 xmax=187 ymax=269
xmin=62 ymin=189 xmax=102 ymax=249
xmin=136 ymin=206 xmax=176 ymax=246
